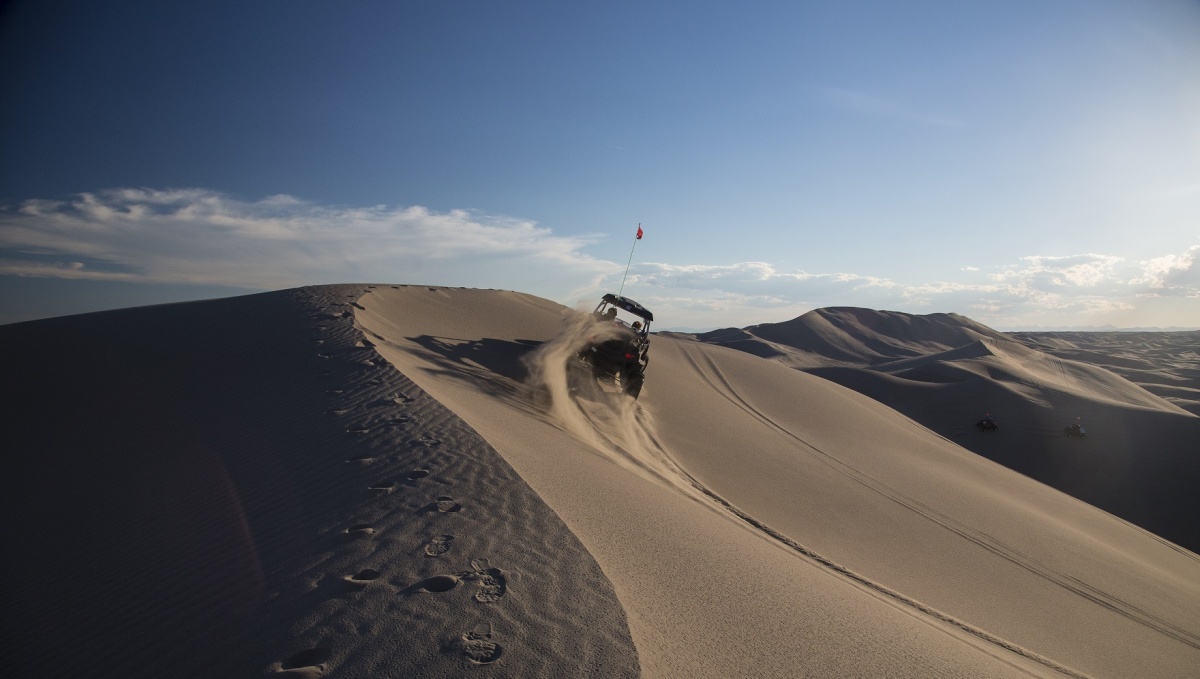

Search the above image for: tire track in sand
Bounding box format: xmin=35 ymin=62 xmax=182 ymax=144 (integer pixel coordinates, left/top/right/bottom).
xmin=672 ymin=342 xmax=1199 ymax=665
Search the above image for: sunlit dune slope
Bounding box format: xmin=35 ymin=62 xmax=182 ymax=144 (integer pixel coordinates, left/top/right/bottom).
xmin=690 ymin=307 xmax=1200 ymax=552
xmin=1013 ymin=330 xmax=1200 ymax=416
xmin=356 ymin=286 xmax=1200 ymax=679
xmin=699 ymin=306 xmax=1010 ymax=368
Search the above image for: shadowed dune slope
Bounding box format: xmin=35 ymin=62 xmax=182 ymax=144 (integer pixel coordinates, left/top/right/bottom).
xmin=691 ymin=308 xmax=1200 ymax=553
xmin=0 ymin=286 xmax=638 ymax=679
xmin=355 ymin=286 xmax=1200 ymax=679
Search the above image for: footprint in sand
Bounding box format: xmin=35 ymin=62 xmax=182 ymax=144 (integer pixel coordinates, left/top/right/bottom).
xmin=368 ymin=394 xmax=411 ymax=408
xmin=326 ymin=408 xmax=349 ymax=416
xmin=310 ymin=338 xmax=325 ymax=345
xmin=456 ymin=624 xmax=503 ymax=665
xmin=346 ymin=455 xmax=376 ymax=466
xmin=368 ymin=481 xmax=397 ymax=495
xmin=433 ymin=496 xmax=462 ymax=513
xmin=346 ymin=425 xmax=370 ymax=434
xmin=328 ymin=389 xmax=345 ymax=395
xmin=415 ymin=574 xmax=460 ymax=593
xmin=406 ymin=469 xmax=429 ymax=480
xmin=346 ymin=524 xmax=375 ymax=538
xmin=276 ymin=647 xmax=331 ymax=677
xmin=461 ymin=559 xmax=506 ymax=603
xmin=352 ymin=302 xmax=365 ymax=310
xmin=317 ymin=352 xmax=333 ymax=359
xmin=423 ymin=534 xmax=454 ymax=557
xmin=342 ymin=568 xmax=381 ymax=589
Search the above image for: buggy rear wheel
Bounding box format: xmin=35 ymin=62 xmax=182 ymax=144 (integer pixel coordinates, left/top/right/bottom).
xmin=623 ymin=372 xmax=644 ymax=400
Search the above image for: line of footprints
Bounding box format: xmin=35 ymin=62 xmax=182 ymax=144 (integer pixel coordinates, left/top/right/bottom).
xmin=275 ymin=294 xmax=505 ymax=675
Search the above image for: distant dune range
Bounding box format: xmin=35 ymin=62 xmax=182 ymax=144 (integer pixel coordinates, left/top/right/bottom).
xmin=686 ymin=307 xmax=1200 ymax=553
xmin=2 ymin=287 xmax=1198 ymax=678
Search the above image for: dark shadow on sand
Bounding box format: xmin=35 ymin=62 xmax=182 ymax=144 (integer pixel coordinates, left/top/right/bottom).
xmin=404 ymin=334 xmax=542 ymax=404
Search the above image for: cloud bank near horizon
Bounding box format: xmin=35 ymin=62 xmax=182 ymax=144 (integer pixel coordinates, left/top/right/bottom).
xmin=623 ymin=251 xmax=1199 ymax=328
xmin=0 ymin=188 xmax=619 ymax=300
xmin=2 ymin=189 xmax=1197 ymax=328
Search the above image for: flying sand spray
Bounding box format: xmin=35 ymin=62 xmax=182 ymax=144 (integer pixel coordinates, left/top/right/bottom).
xmin=519 ymin=222 xmax=699 ymax=494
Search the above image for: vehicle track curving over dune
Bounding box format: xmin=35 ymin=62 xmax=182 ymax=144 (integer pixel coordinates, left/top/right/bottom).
xmin=669 ymin=342 xmax=1200 ymax=657
xmin=524 ymin=326 xmax=1106 ymax=677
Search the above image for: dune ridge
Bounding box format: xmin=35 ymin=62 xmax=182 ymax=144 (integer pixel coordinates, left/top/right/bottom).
xmin=356 ymin=286 xmax=1200 ymax=679
xmin=3 ymin=286 xmax=1198 ymax=678
xmin=690 ymin=307 xmax=1200 ymax=553
xmin=699 ymin=306 xmax=1010 ymax=368
xmin=0 ymin=285 xmax=637 ymax=678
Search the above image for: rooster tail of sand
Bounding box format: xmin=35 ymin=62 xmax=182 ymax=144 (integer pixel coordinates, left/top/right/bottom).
xmin=520 ymin=309 xmax=695 ymax=495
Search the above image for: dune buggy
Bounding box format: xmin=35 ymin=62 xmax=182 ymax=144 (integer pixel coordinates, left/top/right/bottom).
xmin=574 ymin=293 xmax=653 ymax=399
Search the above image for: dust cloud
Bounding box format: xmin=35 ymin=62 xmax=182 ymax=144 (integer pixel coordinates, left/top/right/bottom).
xmin=521 ymin=308 xmax=697 ymax=496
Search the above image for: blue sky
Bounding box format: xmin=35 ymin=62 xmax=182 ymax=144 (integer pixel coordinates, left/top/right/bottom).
xmin=2 ymin=0 xmax=1198 ymax=329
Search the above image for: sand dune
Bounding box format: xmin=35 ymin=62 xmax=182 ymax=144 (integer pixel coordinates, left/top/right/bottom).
xmin=355 ymin=287 xmax=1200 ymax=678
xmin=1 ymin=286 xmax=636 ymax=678
xmin=692 ymin=308 xmax=1200 ymax=553
xmin=1012 ymin=331 xmax=1200 ymax=416
xmin=3 ymin=286 xmax=1199 ymax=678
xmin=697 ymin=306 xmax=1010 ymax=368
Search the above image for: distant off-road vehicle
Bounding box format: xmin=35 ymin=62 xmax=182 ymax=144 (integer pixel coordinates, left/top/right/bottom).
xmin=575 ymin=293 xmax=653 ymax=399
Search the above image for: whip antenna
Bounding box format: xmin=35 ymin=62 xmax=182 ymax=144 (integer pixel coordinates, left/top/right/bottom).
xmin=618 ymin=223 xmax=643 ymax=297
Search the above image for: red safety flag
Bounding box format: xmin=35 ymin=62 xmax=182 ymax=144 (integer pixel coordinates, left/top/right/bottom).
xmin=636 ymin=225 xmax=644 ymax=240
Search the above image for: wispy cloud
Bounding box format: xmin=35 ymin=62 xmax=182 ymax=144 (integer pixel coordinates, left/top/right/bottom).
xmin=1130 ymin=245 xmax=1200 ymax=295
xmin=3 ymin=188 xmax=1197 ymax=328
xmin=614 ymin=245 xmax=1200 ymax=328
xmin=632 ymin=261 xmax=898 ymax=294
xmin=0 ymin=188 xmax=617 ymax=290
xmin=988 ymin=253 xmax=1126 ymax=288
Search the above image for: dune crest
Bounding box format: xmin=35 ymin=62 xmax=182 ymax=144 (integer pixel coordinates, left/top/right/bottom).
xmin=356 ymin=286 xmax=1200 ymax=679
xmin=704 ymin=306 xmax=1009 ymax=367
xmin=1 ymin=285 xmax=638 ymax=678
